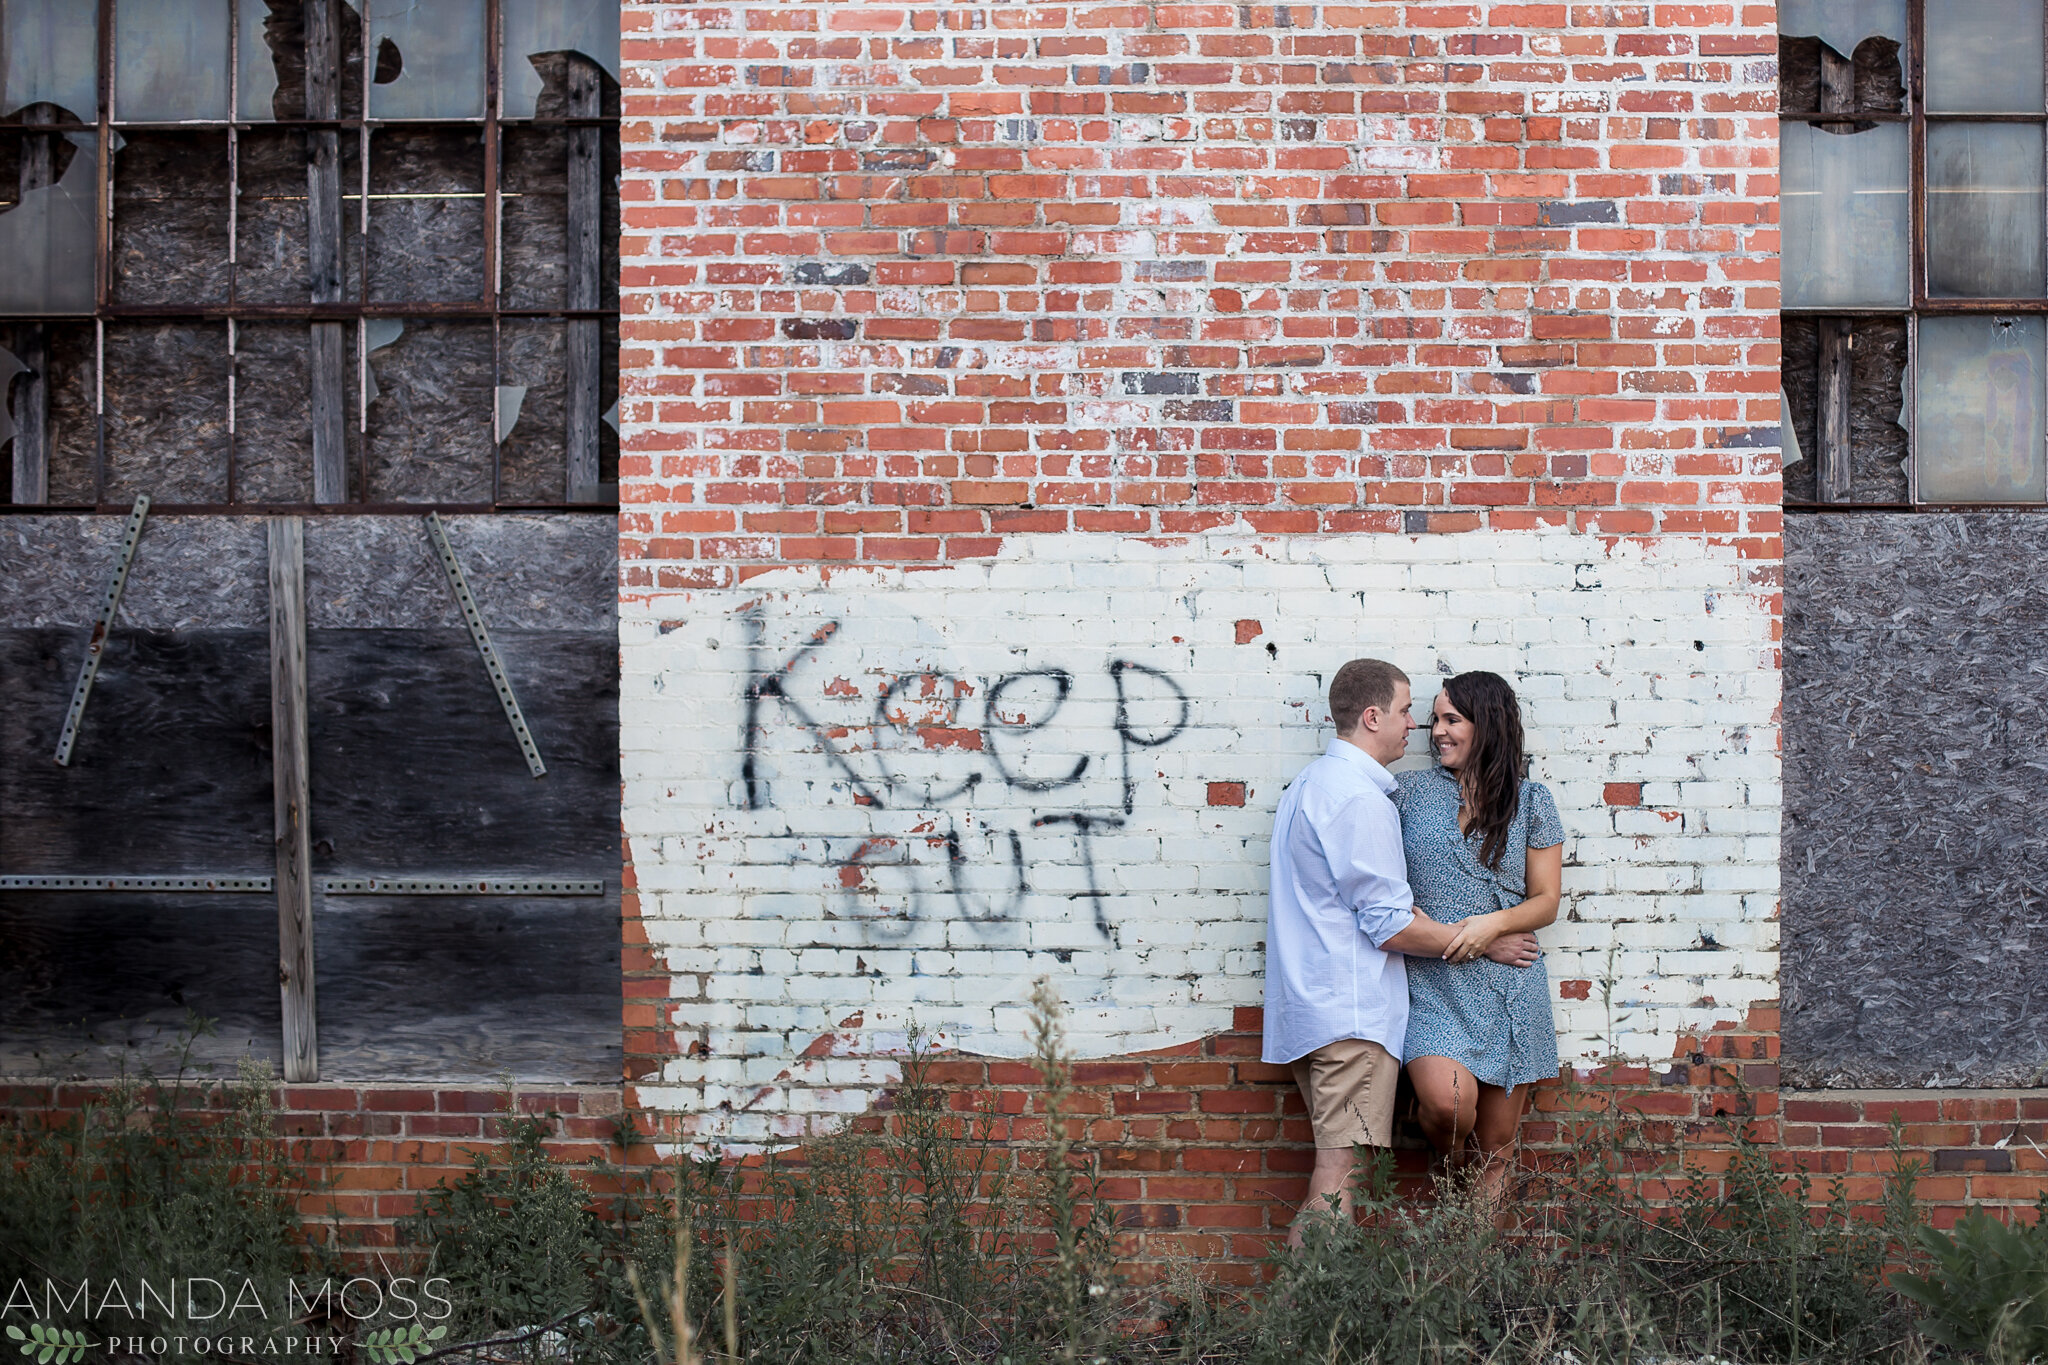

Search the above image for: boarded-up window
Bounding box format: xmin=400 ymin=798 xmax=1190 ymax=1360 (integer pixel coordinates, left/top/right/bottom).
xmin=0 ymin=0 xmax=621 ymax=510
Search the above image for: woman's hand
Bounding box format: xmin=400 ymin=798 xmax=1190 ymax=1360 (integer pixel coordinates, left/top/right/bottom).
xmin=1443 ymin=912 xmax=1506 ymax=965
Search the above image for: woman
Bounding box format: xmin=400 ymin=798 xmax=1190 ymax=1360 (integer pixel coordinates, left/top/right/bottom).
xmin=1393 ymin=670 xmax=1564 ymax=1196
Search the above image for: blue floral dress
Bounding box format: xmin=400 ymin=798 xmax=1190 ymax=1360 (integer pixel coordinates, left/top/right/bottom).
xmin=1393 ymin=766 xmax=1565 ymax=1089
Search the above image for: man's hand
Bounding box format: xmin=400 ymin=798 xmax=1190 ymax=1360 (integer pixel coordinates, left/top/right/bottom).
xmin=1472 ymin=925 xmax=1541 ymax=968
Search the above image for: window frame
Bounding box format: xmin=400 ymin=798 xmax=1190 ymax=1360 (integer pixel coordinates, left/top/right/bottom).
xmin=1781 ymin=0 xmax=2048 ymax=511
xmin=0 ymin=0 xmax=620 ymax=513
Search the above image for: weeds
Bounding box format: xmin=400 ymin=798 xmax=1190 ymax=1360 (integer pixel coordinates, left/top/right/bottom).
xmin=1 ymin=1004 xmax=2032 ymax=1364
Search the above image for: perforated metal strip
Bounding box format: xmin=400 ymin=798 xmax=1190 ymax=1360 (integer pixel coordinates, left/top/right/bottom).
xmin=54 ymin=494 xmax=151 ymax=766
xmin=1 ymin=874 xmax=272 ymax=892
xmin=424 ymin=511 xmax=547 ymax=777
xmin=321 ymin=878 xmax=604 ymax=896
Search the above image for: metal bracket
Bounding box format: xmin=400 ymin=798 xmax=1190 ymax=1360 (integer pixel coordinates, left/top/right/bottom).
xmin=321 ymin=878 xmax=604 ymax=896
xmin=424 ymin=511 xmax=546 ymax=778
xmin=54 ymin=494 xmax=150 ymax=766
xmin=0 ymin=874 xmax=272 ymax=892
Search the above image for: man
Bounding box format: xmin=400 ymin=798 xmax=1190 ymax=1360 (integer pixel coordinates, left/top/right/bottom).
xmin=1263 ymin=658 xmax=1540 ymax=1242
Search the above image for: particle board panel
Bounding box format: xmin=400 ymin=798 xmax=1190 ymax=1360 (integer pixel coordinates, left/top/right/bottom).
xmin=363 ymin=321 xmax=494 ymax=503
xmin=0 ymin=628 xmax=275 ymax=874
xmin=311 ymin=895 xmax=620 ymax=1081
xmin=103 ymin=323 xmax=232 ymax=505
xmin=1784 ymin=513 xmax=2048 ymax=1087
xmin=110 ymin=131 xmax=233 ymax=307
xmin=305 ymin=628 xmax=619 ymax=875
xmin=0 ymin=892 xmax=282 ymax=1077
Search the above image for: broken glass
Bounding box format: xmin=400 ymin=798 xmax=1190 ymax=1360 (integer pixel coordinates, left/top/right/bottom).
xmin=240 ymin=0 xmax=367 ymax=121
xmin=1780 ymin=122 xmax=1909 ymax=309
xmin=1926 ymin=0 xmax=2045 ymax=112
xmin=366 ymin=0 xmax=485 ymax=120
xmin=115 ymin=0 xmax=230 ymax=122
xmin=0 ymin=342 xmax=24 ymax=449
xmin=0 ymin=131 xmax=96 ymax=313
xmin=361 ymin=317 xmax=403 ymax=405
xmin=1916 ymin=315 xmax=2047 ymax=503
xmin=0 ymin=0 xmax=97 ymax=122
xmin=364 ymin=320 xmax=492 ymax=501
xmin=1777 ymin=0 xmax=1903 ymax=61
xmin=501 ymin=0 xmax=619 ymax=120
xmin=495 ymin=385 xmax=527 ymax=442
xmin=1927 ymin=124 xmax=2046 ymax=298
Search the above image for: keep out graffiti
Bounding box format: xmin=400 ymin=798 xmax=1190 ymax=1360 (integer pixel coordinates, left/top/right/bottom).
xmin=737 ymin=607 xmax=1190 ymax=940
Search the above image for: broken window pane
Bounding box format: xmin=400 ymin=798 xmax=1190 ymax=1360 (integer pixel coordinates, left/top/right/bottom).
xmin=367 ymin=127 xmax=485 ymax=302
xmin=1780 ymin=122 xmax=1909 ymax=309
xmin=113 ymin=132 xmax=232 ymax=305
xmin=0 ymin=129 xmax=97 ymax=313
xmin=501 ymin=0 xmax=619 ymax=120
xmin=1777 ymin=0 xmax=1905 ymax=114
xmin=240 ymin=0 xmax=366 ymax=122
xmin=104 ymin=322 xmax=232 ymax=503
xmin=1917 ymin=315 xmax=2047 ymax=503
xmin=1926 ymin=0 xmax=2045 ymax=112
xmin=115 ymin=0 xmax=231 ymax=123
xmin=366 ymin=0 xmax=486 ymax=121
xmin=1927 ymin=123 xmax=2046 ymax=299
xmin=364 ymin=321 xmax=493 ymax=502
xmin=236 ymin=128 xmax=362 ymax=304
xmin=0 ymin=0 xmax=97 ymax=122
xmin=232 ymin=321 xmax=363 ymax=504
xmin=501 ymin=125 xmax=568 ymax=308
xmin=0 ymin=320 xmax=95 ymax=502
xmin=497 ymin=319 xmax=565 ymax=501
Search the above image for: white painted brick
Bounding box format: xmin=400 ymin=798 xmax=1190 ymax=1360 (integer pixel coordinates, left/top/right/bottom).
xmin=622 ymin=531 xmax=1779 ymax=1143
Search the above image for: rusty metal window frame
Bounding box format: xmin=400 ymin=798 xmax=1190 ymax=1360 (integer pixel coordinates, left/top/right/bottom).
xmin=0 ymin=0 xmax=620 ymax=514
xmin=1781 ymin=0 xmax=2048 ymax=511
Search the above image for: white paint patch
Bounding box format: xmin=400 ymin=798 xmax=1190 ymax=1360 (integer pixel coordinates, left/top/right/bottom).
xmin=621 ymin=532 xmax=1781 ymax=1145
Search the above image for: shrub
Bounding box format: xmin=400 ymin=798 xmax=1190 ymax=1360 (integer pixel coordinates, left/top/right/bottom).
xmin=1895 ymin=1199 xmax=2048 ymax=1363
xmin=0 ymin=1026 xmax=333 ymax=1351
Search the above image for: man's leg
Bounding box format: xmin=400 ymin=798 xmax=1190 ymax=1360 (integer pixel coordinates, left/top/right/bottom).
xmin=1290 ymin=1145 xmax=1355 ymax=1247
xmin=1407 ymin=1055 xmax=1480 ymax=1159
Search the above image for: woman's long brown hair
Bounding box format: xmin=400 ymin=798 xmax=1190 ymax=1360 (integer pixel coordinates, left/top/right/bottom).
xmin=1440 ymin=670 xmax=1524 ymax=871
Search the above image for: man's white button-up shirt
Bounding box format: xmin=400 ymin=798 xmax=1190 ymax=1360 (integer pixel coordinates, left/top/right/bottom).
xmin=1260 ymin=738 xmax=1418 ymax=1065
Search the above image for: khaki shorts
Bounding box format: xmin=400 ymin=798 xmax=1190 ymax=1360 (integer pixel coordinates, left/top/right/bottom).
xmin=1290 ymin=1037 xmax=1399 ymax=1149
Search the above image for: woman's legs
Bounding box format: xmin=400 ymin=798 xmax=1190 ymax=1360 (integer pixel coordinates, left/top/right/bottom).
xmin=1409 ymin=1056 xmax=1528 ymax=1192
xmin=1407 ymin=1055 xmax=1479 ymax=1156
xmin=1470 ymin=1081 xmax=1529 ymax=1197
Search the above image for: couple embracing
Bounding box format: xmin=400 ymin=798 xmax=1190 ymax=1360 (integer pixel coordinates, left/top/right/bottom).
xmin=1263 ymin=658 xmax=1564 ymax=1242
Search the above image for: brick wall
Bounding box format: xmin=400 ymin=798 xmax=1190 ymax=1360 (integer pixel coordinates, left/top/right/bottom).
xmin=615 ymin=0 xmax=1786 ymax=1148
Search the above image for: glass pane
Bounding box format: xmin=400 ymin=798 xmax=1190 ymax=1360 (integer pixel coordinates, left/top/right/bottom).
xmin=1777 ymin=0 xmax=1904 ymax=59
xmin=112 ymin=132 xmax=232 ymax=305
xmin=115 ymin=0 xmax=231 ymax=122
xmin=0 ymin=0 xmax=97 ymax=121
xmin=0 ymin=129 xmax=96 ymax=313
xmin=1781 ymin=122 xmax=1909 ymax=308
xmin=1927 ymin=123 xmax=2047 ymax=298
xmin=240 ymin=0 xmax=367 ymax=121
xmin=501 ymin=0 xmax=619 ymax=120
xmin=367 ymin=0 xmax=486 ymax=120
xmin=1927 ymin=0 xmax=2046 ymax=112
xmin=1917 ymin=315 xmax=2047 ymax=502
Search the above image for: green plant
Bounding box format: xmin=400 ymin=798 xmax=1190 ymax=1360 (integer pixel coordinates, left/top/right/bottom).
xmin=0 ymin=1022 xmax=332 ymax=1354
xmin=1895 ymin=1198 xmax=2048 ymax=1362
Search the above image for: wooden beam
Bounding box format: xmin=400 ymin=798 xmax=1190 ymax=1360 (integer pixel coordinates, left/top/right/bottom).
xmin=10 ymin=105 xmax=56 ymax=504
xmin=305 ymin=0 xmax=348 ymax=504
xmin=269 ymin=517 xmax=319 ymax=1082
xmin=1818 ymin=42 xmax=1855 ymax=116
xmin=1818 ymin=318 xmax=1854 ymax=503
xmin=565 ymin=55 xmax=602 ymax=503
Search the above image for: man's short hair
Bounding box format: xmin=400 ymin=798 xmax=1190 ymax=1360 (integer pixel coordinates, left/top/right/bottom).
xmin=1330 ymin=658 xmax=1409 ymax=734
